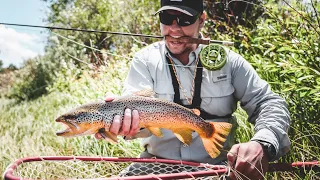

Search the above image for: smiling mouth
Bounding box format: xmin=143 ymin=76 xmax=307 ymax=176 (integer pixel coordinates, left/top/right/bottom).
xmin=165 ymin=36 xmax=189 ymax=44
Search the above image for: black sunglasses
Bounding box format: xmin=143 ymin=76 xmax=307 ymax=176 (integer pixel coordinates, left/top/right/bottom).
xmin=159 ymin=11 xmax=201 ymax=27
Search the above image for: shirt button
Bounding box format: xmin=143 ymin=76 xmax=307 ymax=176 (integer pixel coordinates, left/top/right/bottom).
xmin=183 ymin=144 xmax=187 ymax=147
xmin=182 ymin=68 xmax=186 ymax=71
xmin=183 ymin=89 xmax=187 ymax=93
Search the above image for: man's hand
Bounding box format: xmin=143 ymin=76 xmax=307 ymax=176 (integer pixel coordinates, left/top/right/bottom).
xmin=94 ymin=96 xmax=140 ymax=140
xmin=227 ymin=141 xmax=269 ymax=180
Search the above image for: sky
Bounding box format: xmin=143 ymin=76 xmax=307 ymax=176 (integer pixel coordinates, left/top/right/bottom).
xmin=0 ymin=0 xmax=49 ymax=68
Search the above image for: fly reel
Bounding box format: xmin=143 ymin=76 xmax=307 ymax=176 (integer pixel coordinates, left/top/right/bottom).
xmin=200 ymin=44 xmax=227 ymax=71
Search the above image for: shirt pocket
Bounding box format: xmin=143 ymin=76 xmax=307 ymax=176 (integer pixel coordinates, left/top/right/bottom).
xmin=202 ymin=73 xmax=234 ymax=98
xmin=201 ymin=72 xmax=235 ymax=116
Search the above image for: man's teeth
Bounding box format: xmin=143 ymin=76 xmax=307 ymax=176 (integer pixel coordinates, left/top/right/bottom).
xmin=172 ymin=36 xmax=181 ymax=38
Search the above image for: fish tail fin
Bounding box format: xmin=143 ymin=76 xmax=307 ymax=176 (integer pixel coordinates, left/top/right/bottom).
xmin=201 ymin=122 xmax=232 ymax=158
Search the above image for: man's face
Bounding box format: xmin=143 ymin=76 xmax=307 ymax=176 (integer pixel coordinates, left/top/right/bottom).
xmin=160 ymin=10 xmax=205 ymax=55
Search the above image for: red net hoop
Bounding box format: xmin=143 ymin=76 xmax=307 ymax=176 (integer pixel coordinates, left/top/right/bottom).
xmin=4 ymin=156 xmax=319 ymax=180
xmin=3 ymin=156 xmax=229 ymax=180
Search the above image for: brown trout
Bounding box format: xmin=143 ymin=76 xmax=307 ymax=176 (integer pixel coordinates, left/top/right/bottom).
xmin=56 ymin=90 xmax=232 ymax=158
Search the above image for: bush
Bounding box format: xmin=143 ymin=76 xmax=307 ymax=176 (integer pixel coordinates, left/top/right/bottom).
xmin=6 ymin=57 xmax=54 ymax=101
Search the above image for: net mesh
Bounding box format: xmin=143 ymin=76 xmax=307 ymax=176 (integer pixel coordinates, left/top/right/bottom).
xmin=9 ymin=158 xmax=228 ymax=179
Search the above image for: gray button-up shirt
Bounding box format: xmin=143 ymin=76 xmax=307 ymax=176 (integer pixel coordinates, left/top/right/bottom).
xmin=122 ymin=41 xmax=291 ymax=164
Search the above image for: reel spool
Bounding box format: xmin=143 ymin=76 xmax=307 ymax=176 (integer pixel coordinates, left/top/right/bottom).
xmin=200 ymin=44 xmax=227 ymax=71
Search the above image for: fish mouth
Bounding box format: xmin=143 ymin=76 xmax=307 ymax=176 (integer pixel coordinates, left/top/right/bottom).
xmin=55 ymin=118 xmax=79 ymax=136
xmin=56 ymin=128 xmax=71 ymax=136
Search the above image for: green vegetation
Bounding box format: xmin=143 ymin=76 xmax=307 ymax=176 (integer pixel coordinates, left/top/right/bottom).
xmin=0 ymin=0 xmax=319 ymax=179
xmin=0 ymin=60 xmax=3 ymax=72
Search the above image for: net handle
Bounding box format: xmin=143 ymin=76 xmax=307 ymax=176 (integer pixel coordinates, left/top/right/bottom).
xmin=268 ymin=161 xmax=320 ymax=172
xmin=3 ymin=156 xmax=228 ymax=180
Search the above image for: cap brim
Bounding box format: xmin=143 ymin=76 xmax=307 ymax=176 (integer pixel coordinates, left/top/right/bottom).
xmin=154 ymin=5 xmax=198 ymax=16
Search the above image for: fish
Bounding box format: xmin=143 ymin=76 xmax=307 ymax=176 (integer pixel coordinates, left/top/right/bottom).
xmin=55 ymin=89 xmax=232 ymax=158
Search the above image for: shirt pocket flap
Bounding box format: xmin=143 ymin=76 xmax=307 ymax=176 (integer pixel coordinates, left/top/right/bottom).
xmin=201 ymin=75 xmax=234 ymax=98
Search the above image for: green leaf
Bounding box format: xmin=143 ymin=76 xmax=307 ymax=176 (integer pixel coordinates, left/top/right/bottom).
xmin=298 ymin=75 xmax=314 ymax=81
xmin=277 ymin=46 xmax=297 ymax=53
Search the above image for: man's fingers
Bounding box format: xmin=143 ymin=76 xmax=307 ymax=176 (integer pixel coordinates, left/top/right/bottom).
xmin=110 ymin=115 xmax=121 ymax=135
xmin=228 ymin=142 xmax=269 ymax=180
xmin=104 ymin=92 xmax=116 ymax=102
xmin=105 ymin=96 xmax=116 ymax=102
xmin=227 ymin=144 xmax=241 ymax=180
xmin=127 ymin=110 xmax=140 ymax=136
xmin=96 ymin=108 xmax=140 ymax=140
xmin=227 ymin=144 xmax=240 ymax=167
xmin=119 ymin=109 xmax=132 ymax=136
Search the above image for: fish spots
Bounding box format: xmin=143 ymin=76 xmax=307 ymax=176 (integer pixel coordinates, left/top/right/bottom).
xmin=56 ymin=93 xmax=232 ymax=157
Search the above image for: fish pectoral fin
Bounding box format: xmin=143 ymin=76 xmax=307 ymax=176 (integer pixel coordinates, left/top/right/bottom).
xmin=147 ymin=127 xmax=163 ymax=137
xmin=201 ymin=122 xmax=232 ymax=158
xmin=125 ymin=128 xmax=152 ymax=140
xmin=98 ymin=128 xmax=118 ymax=144
xmin=133 ymin=89 xmax=156 ymax=97
xmin=172 ymin=128 xmax=193 ymax=146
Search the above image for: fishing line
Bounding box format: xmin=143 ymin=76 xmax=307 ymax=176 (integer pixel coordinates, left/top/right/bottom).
xmin=52 ymin=31 xmax=132 ymax=60
xmin=53 ymin=31 xmax=232 ymax=69
xmin=0 ymin=22 xmax=234 ymax=46
xmin=0 ymin=22 xmax=163 ymax=39
xmin=281 ymin=0 xmax=320 ymax=35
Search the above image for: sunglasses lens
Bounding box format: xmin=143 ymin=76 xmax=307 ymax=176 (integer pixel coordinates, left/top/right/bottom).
xmin=159 ymin=12 xmax=174 ymax=25
xmin=178 ymin=15 xmax=197 ymax=26
xmin=159 ymin=12 xmax=199 ymax=26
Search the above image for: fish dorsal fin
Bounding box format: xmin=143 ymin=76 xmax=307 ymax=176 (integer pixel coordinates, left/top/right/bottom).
xmin=192 ymin=109 xmax=201 ymax=116
xmin=133 ymin=89 xmax=155 ymax=97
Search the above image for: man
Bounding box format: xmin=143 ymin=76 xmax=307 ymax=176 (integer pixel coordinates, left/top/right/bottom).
xmin=96 ymin=0 xmax=291 ymax=179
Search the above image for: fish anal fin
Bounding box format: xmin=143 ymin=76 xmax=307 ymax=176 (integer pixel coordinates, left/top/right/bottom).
xmin=147 ymin=127 xmax=163 ymax=137
xmin=192 ymin=109 xmax=201 ymax=116
xmin=200 ymin=122 xmax=232 ymax=158
xmin=133 ymin=89 xmax=155 ymax=97
xmin=98 ymin=128 xmax=118 ymax=144
xmin=171 ymin=128 xmax=193 ymax=145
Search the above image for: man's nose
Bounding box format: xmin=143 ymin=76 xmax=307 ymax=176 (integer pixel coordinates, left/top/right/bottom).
xmin=170 ymin=19 xmax=181 ymax=30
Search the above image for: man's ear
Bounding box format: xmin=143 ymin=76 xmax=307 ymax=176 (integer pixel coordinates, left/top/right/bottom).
xmin=199 ymin=12 xmax=207 ymax=28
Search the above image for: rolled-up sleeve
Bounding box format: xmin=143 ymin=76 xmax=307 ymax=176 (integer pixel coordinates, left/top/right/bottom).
xmin=230 ymin=52 xmax=291 ymax=160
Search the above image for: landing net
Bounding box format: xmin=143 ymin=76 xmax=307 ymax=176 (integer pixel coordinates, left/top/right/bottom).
xmin=4 ymin=156 xmax=229 ymax=180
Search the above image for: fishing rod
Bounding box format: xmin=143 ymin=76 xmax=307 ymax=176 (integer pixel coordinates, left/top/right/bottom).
xmin=0 ymin=22 xmax=234 ymax=46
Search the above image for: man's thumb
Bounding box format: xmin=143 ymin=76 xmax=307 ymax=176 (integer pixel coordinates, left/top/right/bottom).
xmin=104 ymin=92 xmax=116 ymax=102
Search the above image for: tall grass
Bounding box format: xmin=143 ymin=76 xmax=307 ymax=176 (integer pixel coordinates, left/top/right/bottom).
xmin=0 ymin=59 xmax=143 ymax=178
